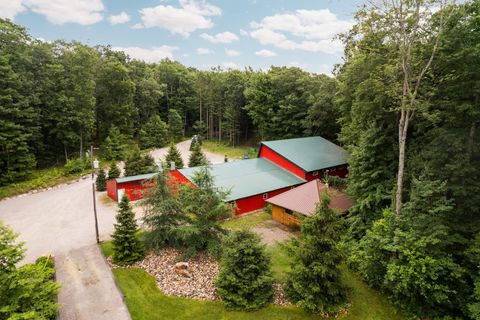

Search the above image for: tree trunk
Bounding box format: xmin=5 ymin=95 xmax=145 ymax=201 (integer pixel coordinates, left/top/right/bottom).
xmin=395 ymin=110 xmax=410 ymax=214
xmin=64 ymin=144 xmax=69 ymax=163
xmin=79 ymin=131 xmax=83 ymax=159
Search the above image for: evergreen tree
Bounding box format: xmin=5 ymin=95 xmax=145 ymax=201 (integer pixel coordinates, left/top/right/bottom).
xmin=138 ymin=114 xmax=168 ymax=149
xmin=96 ymin=169 xmax=107 ymax=191
xmin=108 ymin=163 xmax=120 ymax=180
xmin=142 ymin=171 xmax=186 ymax=249
xmin=168 ymin=109 xmax=183 ymax=141
xmin=112 ymin=196 xmax=145 ymax=265
xmin=178 ymin=166 xmax=231 ymax=257
xmin=215 ymin=230 xmax=274 ymax=310
xmin=188 ymin=143 xmax=208 ymax=167
xmin=284 ymin=193 xmax=347 ymax=313
xmin=164 ymin=143 xmax=184 ymax=169
xmin=102 ymin=125 xmax=124 ymax=161
xmin=124 ymin=146 xmax=157 ymax=176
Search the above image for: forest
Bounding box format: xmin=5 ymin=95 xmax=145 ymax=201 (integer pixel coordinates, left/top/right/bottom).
xmin=0 ymin=0 xmax=479 ymax=318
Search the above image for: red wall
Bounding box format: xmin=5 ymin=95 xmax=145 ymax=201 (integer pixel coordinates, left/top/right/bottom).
xmin=304 ymin=165 xmax=349 ymax=181
xmin=118 ymin=179 xmax=155 ymax=201
xmin=107 ymin=179 xmax=117 ymax=201
xmin=232 ymin=186 xmax=298 ymax=215
xmin=259 ymin=145 xmax=306 ymax=179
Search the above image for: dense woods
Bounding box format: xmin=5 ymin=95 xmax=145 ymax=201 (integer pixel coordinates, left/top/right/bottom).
xmin=1 ymin=0 xmax=480 ymax=318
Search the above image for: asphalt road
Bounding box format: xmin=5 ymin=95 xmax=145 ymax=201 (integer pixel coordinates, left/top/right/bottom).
xmin=0 ymin=140 xmax=224 ymax=320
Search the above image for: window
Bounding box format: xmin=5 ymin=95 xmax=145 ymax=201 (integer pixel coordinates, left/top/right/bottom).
xmin=312 ymin=171 xmax=319 ymax=176
xmin=263 ymin=193 xmax=268 ymax=200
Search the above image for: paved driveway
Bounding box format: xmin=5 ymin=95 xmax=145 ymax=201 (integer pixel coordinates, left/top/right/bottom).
xmin=0 ymin=140 xmax=222 ymax=320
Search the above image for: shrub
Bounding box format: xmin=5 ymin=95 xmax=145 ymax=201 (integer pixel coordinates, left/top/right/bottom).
xmin=96 ymin=169 xmax=107 ymax=191
xmin=284 ymin=193 xmax=347 ymax=313
xmin=0 ymin=221 xmax=59 ymax=319
xmin=139 ymin=115 xmax=169 ymax=149
xmin=112 ymin=196 xmax=145 ymax=265
xmin=63 ymin=158 xmax=88 ymax=174
xmin=216 ymin=230 xmax=274 ymax=310
xmin=124 ymin=146 xmax=157 ymax=176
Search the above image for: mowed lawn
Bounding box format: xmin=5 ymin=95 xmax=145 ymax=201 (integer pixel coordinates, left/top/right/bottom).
xmin=103 ymin=212 xmax=406 ymax=320
xmin=201 ymin=140 xmax=257 ymax=160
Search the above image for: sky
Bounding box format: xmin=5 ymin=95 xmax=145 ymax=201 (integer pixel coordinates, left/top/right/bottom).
xmin=0 ymin=0 xmax=365 ymax=75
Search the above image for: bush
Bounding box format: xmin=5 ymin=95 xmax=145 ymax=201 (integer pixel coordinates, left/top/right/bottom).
xmin=0 ymin=221 xmax=59 ymax=319
xmin=124 ymin=146 xmax=157 ymax=177
xmin=215 ymin=230 xmax=274 ymax=310
xmin=112 ymin=196 xmax=145 ymax=265
xmin=96 ymin=169 xmax=107 ymax=191
xmin=63 ymin=158 xmax=89 ymax=174
xmin=284 ymin=193 xmax=347 ymax=313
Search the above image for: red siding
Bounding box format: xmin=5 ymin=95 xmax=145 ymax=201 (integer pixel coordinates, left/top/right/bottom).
xmin=117 ymin=179 xmax=155 ymax=201
xmin=107 ymin=179 xmax=117 ymax=201
xmin=232 ymin=186 xmax=297 ymax=215
xmin=259 ymin=145 xmax=306 ymax=179
xmin=305 ymin=165 xmax=349 ymax=181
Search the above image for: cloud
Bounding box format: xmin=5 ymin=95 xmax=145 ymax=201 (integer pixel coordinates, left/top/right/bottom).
xmin=108 ymin=12 xmax=130 ymax=25
xmin=250 ymin=9 xmax=352 ymax=54
xmin=138 ymin=0 xmax=221 ymax=37
xmin=239 ymin=29 xmax=248 ymax=36
xmin=131 ymin=23 xmax=144 ymax=29
xmin=0 ymin=0 xmax=27 ymax=19
xmin=112 ymin=46 xmax=178 ymax=62
xmin=196 ymin=47 xmax=213 ymax=55
xmin=200 ymin=31 xmax=239 ymax=44
xmin=222 ymin=62 xmax=238 ymax=69
xmin=22 ymin=0 xmax=104 ymax=25
xmin=225 ymin=49 xmax=240 ymax=57
xmin=255 ymin=49 xmax=276 ymax=57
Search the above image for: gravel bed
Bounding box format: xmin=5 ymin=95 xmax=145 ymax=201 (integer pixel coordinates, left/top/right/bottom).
xmin=107 ymin=248 xmax=292 ymax=305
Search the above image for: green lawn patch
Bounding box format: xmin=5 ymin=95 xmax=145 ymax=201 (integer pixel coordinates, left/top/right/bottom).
xmin=0 ymin=166 xmax=90 ymax=200
xmin=202 ymin=140 xmax=257 ymax=160
xmin=221 ymin=211 xmax=271 ymax=230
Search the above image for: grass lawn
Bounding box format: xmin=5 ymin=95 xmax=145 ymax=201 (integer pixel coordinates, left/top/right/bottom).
xmin=202 ymin=140 xmax=257 ymax=160
xmin=221 ymin=211 xmax=271 ymax=230
xmin=0 ymin=166 xmax=90 ymax=200
xmin=101 ymin=239 xmax=405 ymax=320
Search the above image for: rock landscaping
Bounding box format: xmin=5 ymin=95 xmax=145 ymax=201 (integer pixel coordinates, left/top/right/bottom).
xmin=107 ymin=247 xmax=291 ymax=306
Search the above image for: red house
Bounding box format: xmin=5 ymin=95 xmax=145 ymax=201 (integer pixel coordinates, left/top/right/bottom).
xmin=106 ymin=173 xmax=157 ymax=202
xmin=258 ymin=136 xmax=348 ymax=181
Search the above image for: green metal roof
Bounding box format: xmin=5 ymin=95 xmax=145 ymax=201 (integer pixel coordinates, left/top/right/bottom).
xmin=116 ymin=172 xmax=157 ymax=184
xmin=261 ymin=136 xmax=348 ymax=172
xmin=178 ymin=158 xmax=305 ymax=201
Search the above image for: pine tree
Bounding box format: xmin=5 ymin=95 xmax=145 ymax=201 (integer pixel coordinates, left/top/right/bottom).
xmin=164 ymin=143 xmax=184 ymax=170
xmin=108 ymin=163 xmax=120 ymax=180
xmin=102 ymin=125 xmax=124 ymax=161
xmin=112 ymin=195 xmax=145 ymax=265
xmin=215 ymin=230 xmax=274 ymax=310
xmin=124 ymin=145 xmax=157 ymax=176
xmin=168 ymin=109 xmax=183 ymax=141
xmin=138 ymin=115 xmax=168 ymax=149
xmin=188 ymin=143 xmax=208 ymax=167
xmin=284 ymin=193 xmax=347 ymax=313
xmin=96 ymin=169 xmax=107 ymax=191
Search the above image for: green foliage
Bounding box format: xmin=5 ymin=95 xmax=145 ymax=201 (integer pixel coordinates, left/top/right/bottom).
xmin=142 ymin=172 xmax=186 ymax=249
xmin=102 ymin=125 xmax=125 ymax=161
xmin=216 ymin=230 xmax=274 ymax=310
xmin=188 ymin=143 xmax=208 ymax=167
xmin=96 ymin=169 xmax=107 ymax=191
xmin=284 ymin=194 xmax=347 ymax=313
xmin=178 ymin=166 xmax=232 ymax=257
xmin=139 ymin=115 xmax=169 ymax=149
xmin=466 ymin=233 xmax=480 ymax=320
xmin=168 ymin=109 xmax=183 ymax=141
xmin=164 ymin=143 xmax=184 ymax=170
xmin=63 ymin=158 xmax=89 ymax=174
xmin=0 ymin=221 xmax=59 ymax=319
xmin=112 ymin=196 xmax=145 ymax=265
xmin=124 ymin=146 xmax=157 ymax=177
xmin=108 ymin=163 xmax=120 ymax=180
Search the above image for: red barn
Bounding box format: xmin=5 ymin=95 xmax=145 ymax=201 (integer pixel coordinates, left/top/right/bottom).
xmin=258 ymin=136 xmax=348 ymax=181
xmin=176 ymin=158 xmax=305 ymax=215
xmin=106 ymin=173 xmax=157 ymax=202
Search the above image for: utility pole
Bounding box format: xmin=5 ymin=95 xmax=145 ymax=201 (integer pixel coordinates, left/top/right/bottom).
xmin=91 ymin=145 xmax=100 ymax=244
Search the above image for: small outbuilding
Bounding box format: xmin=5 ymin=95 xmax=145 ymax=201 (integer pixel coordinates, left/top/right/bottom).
xmin=266 ymin=179 xmax=354 ymax=228
xmin=106 ymin=173 xmax=157 ymax=202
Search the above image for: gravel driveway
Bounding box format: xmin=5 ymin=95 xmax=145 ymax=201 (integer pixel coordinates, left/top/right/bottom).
xmin=0 ymin=139 xmax=220 ymax=320
xmin=150 ymin=139 xmax=225 ymax=167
